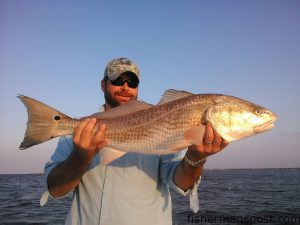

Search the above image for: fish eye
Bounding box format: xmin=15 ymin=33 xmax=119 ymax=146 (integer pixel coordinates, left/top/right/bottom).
xmin=255 ymin=110 xmax=261 ymax=115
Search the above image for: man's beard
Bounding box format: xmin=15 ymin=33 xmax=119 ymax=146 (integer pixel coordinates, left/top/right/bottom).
xmin=104 ymin=90 xmax=137 ymax=108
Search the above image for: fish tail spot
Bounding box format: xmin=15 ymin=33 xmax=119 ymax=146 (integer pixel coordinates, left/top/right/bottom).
xmin=54 ymin=115 xmax=61 ymax=121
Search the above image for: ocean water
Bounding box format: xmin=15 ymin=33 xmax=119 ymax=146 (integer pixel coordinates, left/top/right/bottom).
xmin=172 ymin=168 xmax=300 ymax=225
xmin=0 ymin=169 xmax=299 ymax=225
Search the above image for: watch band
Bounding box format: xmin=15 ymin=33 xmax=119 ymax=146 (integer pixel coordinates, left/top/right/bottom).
xmin=184 ymin=155 xmax=206 ymax=167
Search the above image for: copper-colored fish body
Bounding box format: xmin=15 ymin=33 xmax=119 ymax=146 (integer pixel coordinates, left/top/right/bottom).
xmin=99 ymin=94 xmax=208 ymax=153
xmin=18 ymin=90 xmax=276 ymax=164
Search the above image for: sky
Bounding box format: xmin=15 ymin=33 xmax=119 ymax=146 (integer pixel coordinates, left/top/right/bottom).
xmin=0 ymin=0 xmax=299 ymax=174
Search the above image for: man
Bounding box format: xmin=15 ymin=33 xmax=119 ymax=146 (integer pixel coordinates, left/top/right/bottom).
xmin=43 ymin=58 xmax=228 ymax=225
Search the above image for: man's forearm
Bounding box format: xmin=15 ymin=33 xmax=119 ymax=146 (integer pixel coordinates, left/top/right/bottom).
xmin=47 ymin=149 xmax=92 ymax=198
xmin=173 ymin=148 xmax=204 ymax=191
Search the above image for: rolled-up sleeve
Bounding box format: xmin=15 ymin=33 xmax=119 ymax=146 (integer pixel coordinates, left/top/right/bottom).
xmin=40 ymin=136 xmax=74 ymax=206
xmin=159 ymin=150 xmax=201 ymax=213
xmin=44 ymin=136 xmax=73 ymax=178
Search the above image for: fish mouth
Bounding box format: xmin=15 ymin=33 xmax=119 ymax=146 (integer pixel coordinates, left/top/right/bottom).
xmin=254 ymin=117 xmax=277 ymax=133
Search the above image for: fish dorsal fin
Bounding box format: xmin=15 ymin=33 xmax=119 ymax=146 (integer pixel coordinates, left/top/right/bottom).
xmin=158 ymin=89 xmax=194 ymax=104
xmin=90 ymin=100 xmax=154 ymax=119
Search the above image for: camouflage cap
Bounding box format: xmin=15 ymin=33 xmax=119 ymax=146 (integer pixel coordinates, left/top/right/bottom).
xmin=103 ymin=57 xmax=140 ymax=81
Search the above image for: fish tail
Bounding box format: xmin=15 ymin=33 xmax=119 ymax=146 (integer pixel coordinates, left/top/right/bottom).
xmin=18 ymin=95 xmax=74 ymax=150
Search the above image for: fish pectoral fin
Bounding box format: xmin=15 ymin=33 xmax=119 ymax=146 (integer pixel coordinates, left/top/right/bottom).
xmin=184 ymin=125 xmax=206 ymax=145
xmin=100 ymin=147 xmax=126 ymax=165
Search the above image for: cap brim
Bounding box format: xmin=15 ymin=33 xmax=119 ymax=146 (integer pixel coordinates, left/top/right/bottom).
xmin=108 ymin=71 xmax=139 ymax=81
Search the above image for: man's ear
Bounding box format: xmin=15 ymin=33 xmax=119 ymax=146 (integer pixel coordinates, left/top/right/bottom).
xmin=101 ymin=79 xmax=105 ymax=92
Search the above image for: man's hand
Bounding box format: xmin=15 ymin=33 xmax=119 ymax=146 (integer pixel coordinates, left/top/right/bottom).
xmin=187 ymin=122 xmax=229 ymax=160
xmin=73 ymin=118 xmax=109 ymax=161
xmin=174 ymin=122 xmax=229 ymax=191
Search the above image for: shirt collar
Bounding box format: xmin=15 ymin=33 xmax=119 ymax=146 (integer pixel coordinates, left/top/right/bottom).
xmin=99 ymin=105 xmax=106 ymax=112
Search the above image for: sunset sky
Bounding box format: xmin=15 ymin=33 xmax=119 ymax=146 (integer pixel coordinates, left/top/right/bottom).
xmin=1 ymin=0 xmax=299 ymax=174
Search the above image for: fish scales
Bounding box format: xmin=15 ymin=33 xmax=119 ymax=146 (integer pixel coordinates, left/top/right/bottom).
xmin=100 ymin=95 xmax=216 ymax=154
xmin=57 ymin=117 xmax=80 ymax=134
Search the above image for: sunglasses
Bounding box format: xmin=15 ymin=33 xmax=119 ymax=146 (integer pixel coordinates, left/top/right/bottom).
xmin=106 ymin=77 xmax=139 ymax=88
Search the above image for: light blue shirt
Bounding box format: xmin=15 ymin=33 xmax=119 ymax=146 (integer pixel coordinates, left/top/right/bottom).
xmin=42 ymin=106 xmax=201 ymax=225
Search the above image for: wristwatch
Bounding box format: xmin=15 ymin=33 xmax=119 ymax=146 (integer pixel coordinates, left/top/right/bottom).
xmin=184 ymin=155 xmax=206 ymax=167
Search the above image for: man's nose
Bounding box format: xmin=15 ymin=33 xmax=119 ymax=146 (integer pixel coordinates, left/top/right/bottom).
xmin=121 ymin=81 xmax=129 ymax=90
